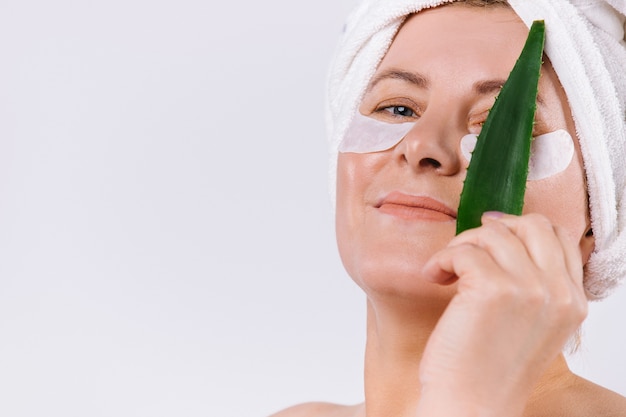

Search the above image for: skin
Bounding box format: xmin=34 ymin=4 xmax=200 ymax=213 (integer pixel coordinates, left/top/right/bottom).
xmin=271 ymin=4 xmax=626 ymax=417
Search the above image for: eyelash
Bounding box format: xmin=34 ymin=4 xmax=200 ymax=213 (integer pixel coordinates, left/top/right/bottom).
xmin=375 ymin=104 xmax=421 ymax=120
xmin=372 ymin=104 xmax=544 ymax=136
xmin=469 ymin=111 xmax=489 ymax=133
xmin=471 ymin=118 xmax=544 ymax=137
xmin=385 ymin=105 xmax=415 ymax=117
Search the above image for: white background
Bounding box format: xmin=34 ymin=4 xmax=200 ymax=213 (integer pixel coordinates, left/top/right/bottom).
xmin=0 ymin=1 xmax=624 ymax=416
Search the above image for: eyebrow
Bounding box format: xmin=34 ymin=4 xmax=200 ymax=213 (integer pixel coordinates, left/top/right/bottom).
xmin=367 ymin=69 xmax=545 ymax=105
xmin=367 ymin=69 xmax=429 ymax=91
xmin=474 ymin=79 xmax=545 ymax=105
xmin=474 ymin=79 xmax=506 ymax=95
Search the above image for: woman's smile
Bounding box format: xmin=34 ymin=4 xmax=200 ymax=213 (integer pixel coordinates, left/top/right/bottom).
xmin=376 ymin=192 xmax=457 ymax=222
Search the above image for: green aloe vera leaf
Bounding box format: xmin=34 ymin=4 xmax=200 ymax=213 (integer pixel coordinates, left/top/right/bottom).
xmin=456 ymin=20 xmax=545 ymax=235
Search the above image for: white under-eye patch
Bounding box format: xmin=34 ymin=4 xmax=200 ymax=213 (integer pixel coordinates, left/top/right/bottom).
xmin=340 ymin=113 xmax=574 ymax=181
xmin=339 ymin=112 xmax=415 ymax=153
xmin=460 ymin=129 xmax=575 ymax=181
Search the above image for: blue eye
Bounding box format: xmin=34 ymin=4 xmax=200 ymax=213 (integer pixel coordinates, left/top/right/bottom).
xmin=374 ymin=104 xmax=420 ymax=120
xmin=388 ymin=106 xmax=415 ymax=117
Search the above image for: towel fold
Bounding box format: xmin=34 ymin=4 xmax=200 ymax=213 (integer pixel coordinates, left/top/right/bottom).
xmin=326 ymin=0 xmax=626 ymax=300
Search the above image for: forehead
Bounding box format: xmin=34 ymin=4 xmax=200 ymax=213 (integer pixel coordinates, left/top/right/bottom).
xmin=376 ymin=5 xmax=529 ymax=80
xmin=365 ymin=5 xmax=572 ymax=126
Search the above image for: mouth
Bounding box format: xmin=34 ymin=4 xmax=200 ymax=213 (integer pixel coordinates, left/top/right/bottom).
xmin=375 ymin=191 xmax=457 ymax=222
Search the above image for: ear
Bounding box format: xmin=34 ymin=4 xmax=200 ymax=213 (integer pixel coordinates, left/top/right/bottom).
xmin=579 ymin=226 xmax=595 ymax=265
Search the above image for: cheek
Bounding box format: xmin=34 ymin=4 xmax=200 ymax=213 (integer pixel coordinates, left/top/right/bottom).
xmin=335 ymin=153 xmax=366 ymax=232
xmin=523 ymin=157 xmax=588 ymax=241
xmin=335 ymin=158 xmax=356 ymax=274
xmin=335 ymin=152 xmax=403 ymax=289
xmin=335 ymin=153 xmax=376 ymax=280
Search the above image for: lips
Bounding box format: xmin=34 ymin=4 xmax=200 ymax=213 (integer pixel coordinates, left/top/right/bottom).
xmin=376 ymin=191 xmax=457 ymax=222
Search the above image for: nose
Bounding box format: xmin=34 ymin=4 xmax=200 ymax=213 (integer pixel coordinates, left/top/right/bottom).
xmin=392 ymin=114 xmax=464 ymax=176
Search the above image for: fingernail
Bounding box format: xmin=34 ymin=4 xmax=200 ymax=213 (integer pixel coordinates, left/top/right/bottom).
xmin=483 ymin=211 xmax=505 ymax=219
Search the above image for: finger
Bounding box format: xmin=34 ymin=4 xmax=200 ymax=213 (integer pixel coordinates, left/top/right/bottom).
xmin=450 ymin=217 xmax=534 ymax=277
xmin=553 ymin=225 xmax=584 ymax=288
xmin=552 ymin=226 xmax=588 ymax=322
xmin=481 ymin=212 xmax=567 ymax=274
xmin=484 ymin=213 xmax=585 ymax=314
xmin=423 ymin=242 xmax=501 ymax=286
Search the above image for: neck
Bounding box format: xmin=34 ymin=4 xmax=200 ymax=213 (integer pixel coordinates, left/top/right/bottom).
xmin=363 ymin=297 xmax=445 ymax=417
xmin=360 ymin=297 xmax=575 ymax=417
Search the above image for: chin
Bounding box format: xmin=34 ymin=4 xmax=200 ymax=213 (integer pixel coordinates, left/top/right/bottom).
xmin=337 ymin=231 xmax=456 ymax=307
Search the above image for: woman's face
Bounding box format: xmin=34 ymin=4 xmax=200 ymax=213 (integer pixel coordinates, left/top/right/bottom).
xmin=335 ymin=5 xmax=591 ymax=303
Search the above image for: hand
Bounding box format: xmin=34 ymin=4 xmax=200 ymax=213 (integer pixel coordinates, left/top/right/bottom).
xmin=417 ymin=212 xmax=588 ymax=416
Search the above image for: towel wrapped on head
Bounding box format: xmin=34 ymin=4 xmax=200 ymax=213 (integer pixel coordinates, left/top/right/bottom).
xmin=326 ymin=0 xmax=626 ymax=300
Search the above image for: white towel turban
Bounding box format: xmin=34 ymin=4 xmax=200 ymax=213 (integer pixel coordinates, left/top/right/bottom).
xmin=326 ymin=0 xmax=626 ymax=300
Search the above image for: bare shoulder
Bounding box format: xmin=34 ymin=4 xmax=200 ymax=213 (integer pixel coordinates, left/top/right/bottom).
xmin=268 ymin=402 xmax=362 ymax=417
xmin=530 ymin=374 xmax=626 ymax=417
xmin=565 ymin=375 xmax=626 ymax=416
